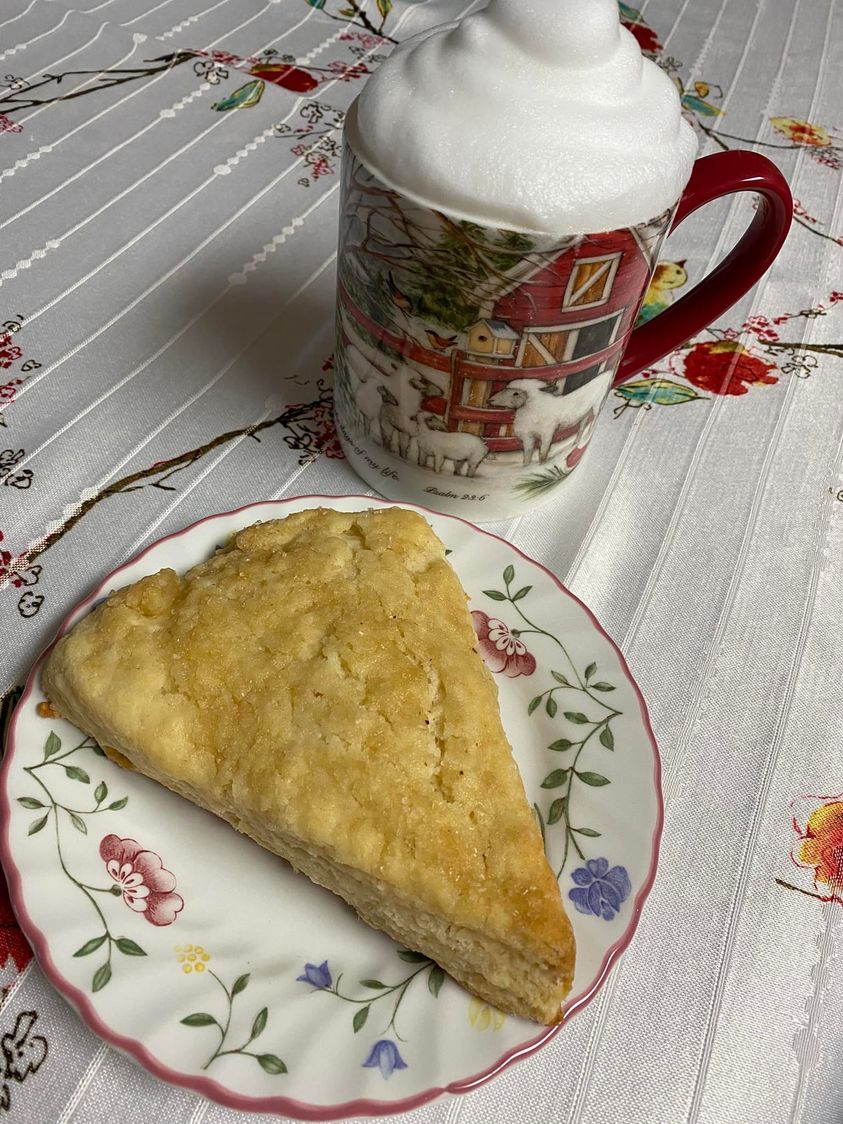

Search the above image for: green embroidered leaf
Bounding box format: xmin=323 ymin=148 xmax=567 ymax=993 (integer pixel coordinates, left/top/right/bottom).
xmin=599 ymin=726 xmax=615 ymax=751
xmin=17 ymin=797 xmax=44 ymax=809
xmin=73 ymin=935 xmax=107 ymax=957
xmin=428 ymin=965 xmax=445 ymax=997
xmin=180 ymin=1012 xmax=218 ymax=1027
xmin=540 ymin=769 xmax=569 ymax=789
xmin=527 ymin=695 xmax=542 ymax=716
xmin=613 ymin=378 xmax=703 ymax=407
xmin=69 ymin=813 xmax=87 ymax=834
xmin=232 ymin=973 xmax=250 ymax=996
xmin=64 ymin=766 xmax=90 ymax=783
xmin=339 ymin=6 xmax=357 ymax=13
xmin=591 ymin=682 xmax=615 ymax=692
xmin=512 ymin=585 xmax=532 ymax=601
xmin=108 ymin=796 xmax=128 ymax=811
xmin=28 ymin=814 xmax=48 ymax=835
xmin=547 ymin=798 xmax=567 ymax=825
xmin=577 ymin=771 xmax=610 ymax=787
xmin=94 ymin=782 xmax=108 ymax=804
xmin=503 ymin=564 xmax=515 ymax=585
xmin=564 ymin=711 xmax=589 ymax=724
xmin=483 ymin=589 xmax=507 ymax=601
xmin=546 ymin=696 xmax=558 ymax=718
xmin=257 ymin=1054 xmax=287 ymax=1075
xmin=115 ymin=937 xmax=146 ymax=957
xmin=376 ymin=0 xmax=392 ymax=21
xmin=353 ymin=1005 xmax=370 ymax=1032
xmin=92 ymin=962 xmax=112 ymax=992
xmin=397 ymin=950 xmax=429 ymax=963
xmin=251 ymin=1007 xmax=268 ymax=1039
xmin=584 ymin=662 xmax=597 ymax=681
xmin=44 ymin=731 xmax=61 ymax=759
xmin=551 ymin=671 xmax=571 ymax=686
xmin=572 ymin=827 xmax=601 ymax=837
xmin=361 ymin=979 xmax=386 ymax=989
xmin=305 ymin=0 xmax=326 ymax=8
xmin=548 ymin=739 xmax=574 ymax=752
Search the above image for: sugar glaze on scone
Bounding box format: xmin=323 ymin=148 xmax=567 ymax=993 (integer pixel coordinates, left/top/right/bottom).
xmin=42 ymin=507 xmax=575 ymax=1024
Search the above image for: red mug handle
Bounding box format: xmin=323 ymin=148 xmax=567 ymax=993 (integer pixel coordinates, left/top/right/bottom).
xmin=614 ymin=150 xmax=793 ymax=385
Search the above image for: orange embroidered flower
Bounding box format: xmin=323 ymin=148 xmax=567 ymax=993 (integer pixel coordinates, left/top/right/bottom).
xmin=792 ymin=797 xmax=843 ymax=900
xmin=770 ymin=117 xmax=832 ymax=148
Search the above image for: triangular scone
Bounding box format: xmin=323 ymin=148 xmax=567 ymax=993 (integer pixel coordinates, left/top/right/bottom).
xmin=41 ymin=507 xmax=575 ymax=1023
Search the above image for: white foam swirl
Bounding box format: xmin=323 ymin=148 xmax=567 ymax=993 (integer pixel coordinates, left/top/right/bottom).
xmin=350 ymin=0 xmax=698 ymax=233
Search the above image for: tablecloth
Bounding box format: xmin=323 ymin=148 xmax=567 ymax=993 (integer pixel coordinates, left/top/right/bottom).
xmin=0 ymin=0 xmax=841 ymax=1121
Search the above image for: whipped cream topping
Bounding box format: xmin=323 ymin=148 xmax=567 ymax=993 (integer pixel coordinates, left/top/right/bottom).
xmin=351 ymin=0 xmax=698 ymax=234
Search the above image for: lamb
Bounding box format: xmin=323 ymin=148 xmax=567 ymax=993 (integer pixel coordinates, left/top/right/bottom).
xmin=377 ymin=386 xmax=417 ymax=457
xmin=415 ymin=412 xmax=489 ymax=477
xmin=489 ymin=372 xmax=612 ymax=465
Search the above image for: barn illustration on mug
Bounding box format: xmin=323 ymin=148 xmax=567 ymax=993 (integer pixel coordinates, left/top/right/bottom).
xmin=335 ymin=146 xmax=673 ymax=481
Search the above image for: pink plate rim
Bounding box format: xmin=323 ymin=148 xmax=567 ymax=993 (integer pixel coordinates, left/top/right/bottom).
xmin=0 ymin=493 xmax=664 ymax=1120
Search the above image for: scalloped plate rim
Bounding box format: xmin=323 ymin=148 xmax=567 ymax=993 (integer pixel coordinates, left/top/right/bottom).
xmin=0 ymin=494 xmax=663 ymax=1120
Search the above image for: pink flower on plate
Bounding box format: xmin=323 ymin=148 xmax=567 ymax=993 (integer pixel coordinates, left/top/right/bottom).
xmin=99 ymin=835 xmax=184 ymax=926
xmin=471 ymin=611 xmax=536 ymax=678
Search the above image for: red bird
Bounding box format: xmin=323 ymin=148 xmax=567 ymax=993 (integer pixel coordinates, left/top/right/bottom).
xmin=387 ymin=273 xmax=412 ymax=311
xmin=425 ymin=329 xmax=457 ymax=351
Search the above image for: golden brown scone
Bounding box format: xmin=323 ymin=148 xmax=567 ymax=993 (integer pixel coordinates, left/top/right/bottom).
xmin=41 ymin=507 xmax=574 ymax=1023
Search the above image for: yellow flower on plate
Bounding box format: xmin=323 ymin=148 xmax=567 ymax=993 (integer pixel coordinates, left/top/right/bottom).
xmin=468 ymin=996 xmax=505 ymax=1031
xmin=174 ymin=943 xmax=212 ymax=974
xmin=770 ymin=117 xmax=831 ymax=147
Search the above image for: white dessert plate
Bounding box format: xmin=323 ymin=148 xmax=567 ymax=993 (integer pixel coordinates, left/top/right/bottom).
xmin=0 ymin=495 xmax=662 ymax=1119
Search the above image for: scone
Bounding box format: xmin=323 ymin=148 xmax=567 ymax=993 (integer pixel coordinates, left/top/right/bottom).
xmin=41 ymin=507 xmax=575 ymax=1024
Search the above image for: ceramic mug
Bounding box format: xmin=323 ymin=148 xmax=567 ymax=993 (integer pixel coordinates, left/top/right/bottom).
xmin=333 ymin=118 xmax=792 ymax=521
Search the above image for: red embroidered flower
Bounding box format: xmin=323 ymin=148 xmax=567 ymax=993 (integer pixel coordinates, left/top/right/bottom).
xmin=622 ymin=20 xmax=661 ymax=54
xmin=681 ymin=340 xmax=778 ymax=396
xmin=248 ymin=63 xmax=319 ymax=93
xmin=770 ymin=117 xmax=831 ymax=147
xmin=100 ymin=835 xmax=184 ymax=926
xmin=471 ymin=611 xmax=536 ymax=678
xmin=0 ymin=115 xmax=22 ymax=135
xmin=791 ymin=796 xmax=843 ymax=902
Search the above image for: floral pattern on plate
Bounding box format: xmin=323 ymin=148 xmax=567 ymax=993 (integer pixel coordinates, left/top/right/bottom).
xmin=0 ymin=496 xmax=661 ymax=1119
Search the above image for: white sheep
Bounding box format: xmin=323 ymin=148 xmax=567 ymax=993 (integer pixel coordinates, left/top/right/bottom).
xmin=377 ymin=386 xmax=417 ymax=457
xmin=415 ymin=412 xmax=489 ymax=477
xmin=488 ymin=372 xmax=612 ymax=465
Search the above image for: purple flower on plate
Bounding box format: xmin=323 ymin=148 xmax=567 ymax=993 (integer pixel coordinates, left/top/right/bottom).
xmin=568 ymin=858 xmax=631 ymax=921
xmin=362 ymin=1040 xmax=408 ymax=1079
xmin=296 ymin=960 xmax=332 ymax=989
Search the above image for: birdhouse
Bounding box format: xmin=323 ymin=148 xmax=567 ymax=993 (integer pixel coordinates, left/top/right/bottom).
xmin=466 ymin=319 xmax=518 ymax=358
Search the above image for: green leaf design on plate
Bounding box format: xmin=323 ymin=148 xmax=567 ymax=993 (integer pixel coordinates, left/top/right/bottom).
xmin=64 ymin=766 xmax=89 ymax=783
xmin=564 ymin=711 xmax=589 ymax=724
xmin=503 ymin=564 xmax=515 ymax=585
xmin=585 ymin=662 xmax=597 ymax=680
xmin=94 ymin=782 xmax=108 ymax=803
xmin=546 ymin=696 xmax=558 ymax=718
xmin=548 ymin=739 xmax=573 ymax=752
xmin=115 ymin=937 xmax=146 ymax=957
xmin=361 ymin=979 xmax=386 ymax=989
xmin=592 ymin=682 xmax=616 ymax=692
xmin=428 ymin=965 xmax=445 ymax=997
xmin=527 ymin=695 xmax=542 ymax=716
xmin=600 ymin=726 xmax=615 ymax=751
xmin=353 ymin=1005 xmax=369 ymax=1032
xmin=257 ymin=1054 xmax=287 ymax=1075
xmin=551 ymin=671 xmax=571 ymax=686
xmin=512 ymin=586 xmax=531 ymax=601
xmin=547 ymin=798 xmax=567 ymax=825
xmin=73 ymin=935 xmax=107 ymax=957
xmin=28 ymin=814 xmax=48 ymax=835
xmin=572 ymin=827 xmax=602 ymax=837
xmin=181 ymin=1012 xmax=218 ymax=1027
xmin=44 ymin=731 xmax=61 ymax=759
xmin=397 ymin=950 xmax=428 ymax=963
xmin=69 ymin=813 xmax=87 ymax=834
xmin=231 ymin=973 xmax=250 ymax=996
xmin=17 ymin=797 xmax=43 ymax=809
xmin=251 ymin=1007 xmax=268 ymax=1040
xmin=91 ymin=743 xmax=106 ymax=756
xmin=577 ymin=771 xmax=610 ymax=787
xmin=92 ymin=962 xmax=111 ymax=992
xmin=540 ymin=769 xmax=569 ymax=789
xmin=108 ymin=796 xmax=128 ymax=811
xmin=483 ymin=589 xmax=507 ymax=601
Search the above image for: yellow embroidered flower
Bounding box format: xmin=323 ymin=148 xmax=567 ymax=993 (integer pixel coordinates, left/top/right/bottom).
xmin=770 ymin=117 xmax=831 ymax=148
xmin=468 ymin=996 xmax=505 ymax=1031
xmin=174 ymin=943 xmax=211 ymax=974
xmin=793 ymin=800 xmax=843 ymax=897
